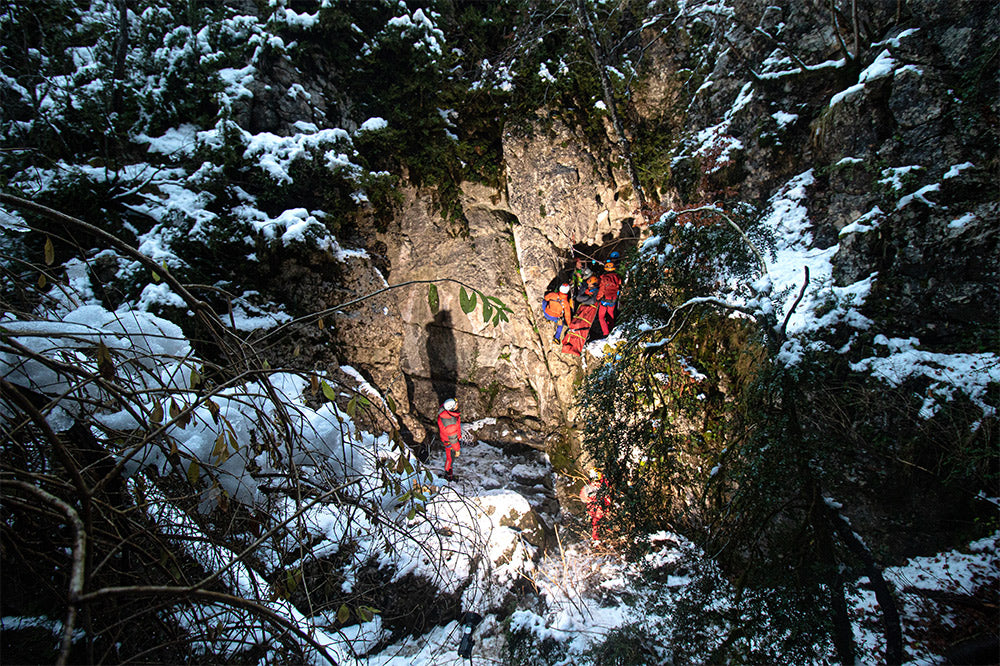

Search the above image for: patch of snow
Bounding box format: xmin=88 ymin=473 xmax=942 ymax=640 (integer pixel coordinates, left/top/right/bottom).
xmin=896 ymin=183 xmax=940 ymax=210
xmin=135 ymin=124 xmax=200 ymax=156
xmin=878 ymin=165 xmax=924 ymax=192
xmin=851 ymin=339 xmax=999 ymax=419
xmin=358 ymin=117 xmax=388 ymax=132
xmin=947 ymin=212 xmax=977 ymax=230
xmin=839 ymin=206 xmax=885 ymax=236
xmin=829 ymin=82 xmax=865 ymax=107
xmin=943 ymin=162 xmax=974 ymax=179
xmin=771 ymin=110 xmax=798 ymax=129
xmin=859 ymin=49 xmax=897 ymax=83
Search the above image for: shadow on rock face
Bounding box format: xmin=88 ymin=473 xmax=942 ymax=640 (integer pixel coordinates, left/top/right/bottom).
xmin=426 ymin=309 xmax=457 ymax=407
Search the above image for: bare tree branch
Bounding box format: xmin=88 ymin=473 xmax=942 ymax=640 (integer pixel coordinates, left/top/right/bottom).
xmin=779 ymin=266 xmax=810 ymax=341
xmin=76 ymin=586 xmax=340 ymax=665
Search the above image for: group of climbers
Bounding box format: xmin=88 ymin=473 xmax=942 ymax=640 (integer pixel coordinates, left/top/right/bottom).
xmin=433 ymin=248 xmax=623 ymax=505
xmin=542 ymin=251 xmax=622 ymax=356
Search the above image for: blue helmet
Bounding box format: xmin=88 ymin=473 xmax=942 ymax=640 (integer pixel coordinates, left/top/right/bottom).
xmin=610 ymin=251 xmax=620 ymax=260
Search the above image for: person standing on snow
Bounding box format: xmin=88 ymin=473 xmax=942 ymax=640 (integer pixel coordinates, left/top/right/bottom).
xmin=596 ymin=253 xmax=622 ymax=336
xmin=542 ymin=283 xmax=573 ymax=343
xmin=437 ymin=398 xmax=461 ymax=481
xmin=580 ymin=469 xmax=611 ymax=541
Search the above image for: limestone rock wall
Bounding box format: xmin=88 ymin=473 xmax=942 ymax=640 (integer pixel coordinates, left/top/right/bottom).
xmin=368 ymin=118 xmax=640 ymax=449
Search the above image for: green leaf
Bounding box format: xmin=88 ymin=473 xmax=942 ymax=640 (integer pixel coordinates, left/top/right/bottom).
xmin=37 ymin=273 xmax=46 ymax=289
xmin=337 ymin=604 xmax=350 ymax=624
xmin=44 ymin=237 xmax=54 ymax=265
xmin=286 ymin=568 xmax=301 ymax=594
xmin=407 ymin=507 xmax=416 ymax=521
xmin=321 ymin=380 xmax=337 ymax=402
xmin=150 ymin=402 xmax=164 ymax=424
xmin=212 ymin=432 xmax=228 ymax=460
xmin=459 ymin=286 xmax=477 ymax=314
xmin=481 ymin=297 xmax=493 ymax=323
xmin=187 ymin=460 xmax=200 ymax=485
xmin=190 ymin=366 xmax=201 ymax=389
xmin=428 ymin=283 xmax=439 ymax=313
xmin=346 ymin=395 xmax=357 ymax=418
xmin=386 ymin=393 xmax=396 ymax=413
xmin=97 ymin=342 xmax=115 ymax=379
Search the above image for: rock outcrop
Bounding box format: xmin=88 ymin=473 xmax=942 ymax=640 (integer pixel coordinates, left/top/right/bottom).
xmin=321 ymin=122 xmax=644 ymax=453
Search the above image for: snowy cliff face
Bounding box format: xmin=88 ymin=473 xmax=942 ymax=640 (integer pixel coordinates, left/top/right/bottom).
xmin=314 ymin=0 xmax=998 ymax=469
xmin=647 ymin=0 xmax=999 ymax=348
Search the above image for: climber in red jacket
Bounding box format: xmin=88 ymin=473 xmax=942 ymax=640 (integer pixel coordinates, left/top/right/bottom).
xmin=437 ymin=398 xmax=462 ymax=481
xmin=596 ymin=254 xmax=622 ymax=337
xmin=580 ymin=469 xmax=612 ymax=541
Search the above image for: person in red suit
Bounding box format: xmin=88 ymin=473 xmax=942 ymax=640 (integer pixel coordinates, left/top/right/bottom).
xmin=579 ymin=469 xmax=611 ymax=541
xmin=437 ymin=398 xmax=461 ymax=481
xmin=596 ymin=255 xmax=622 ymax=337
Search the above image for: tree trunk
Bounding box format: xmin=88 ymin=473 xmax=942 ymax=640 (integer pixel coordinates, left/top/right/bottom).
xmin=111 ymin=0 xmax=128 ymax=115
xmin=812 ymin=488 xmax=856 ymax=665
xmin=825 ymin=501 xmax=904 ymax=665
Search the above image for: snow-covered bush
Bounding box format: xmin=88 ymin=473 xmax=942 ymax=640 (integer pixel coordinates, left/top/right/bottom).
xmin=0 ymin=211 xmax=523 ymax=663
xmin=579 ymin=198 xmax=998 ymax=663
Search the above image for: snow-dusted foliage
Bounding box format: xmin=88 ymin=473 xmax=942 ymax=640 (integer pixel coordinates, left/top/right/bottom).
xmin=2 ymin=0 xmax=997 ymax=664
xmin=0 ymin=0 xmax=404 ymax=317
xmin=0 ymin=269 xmax=538 ymax=662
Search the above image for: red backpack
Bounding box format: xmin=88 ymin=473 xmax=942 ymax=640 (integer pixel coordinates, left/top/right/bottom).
xmin=598 ymin=272 xmax=621 ymax=303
